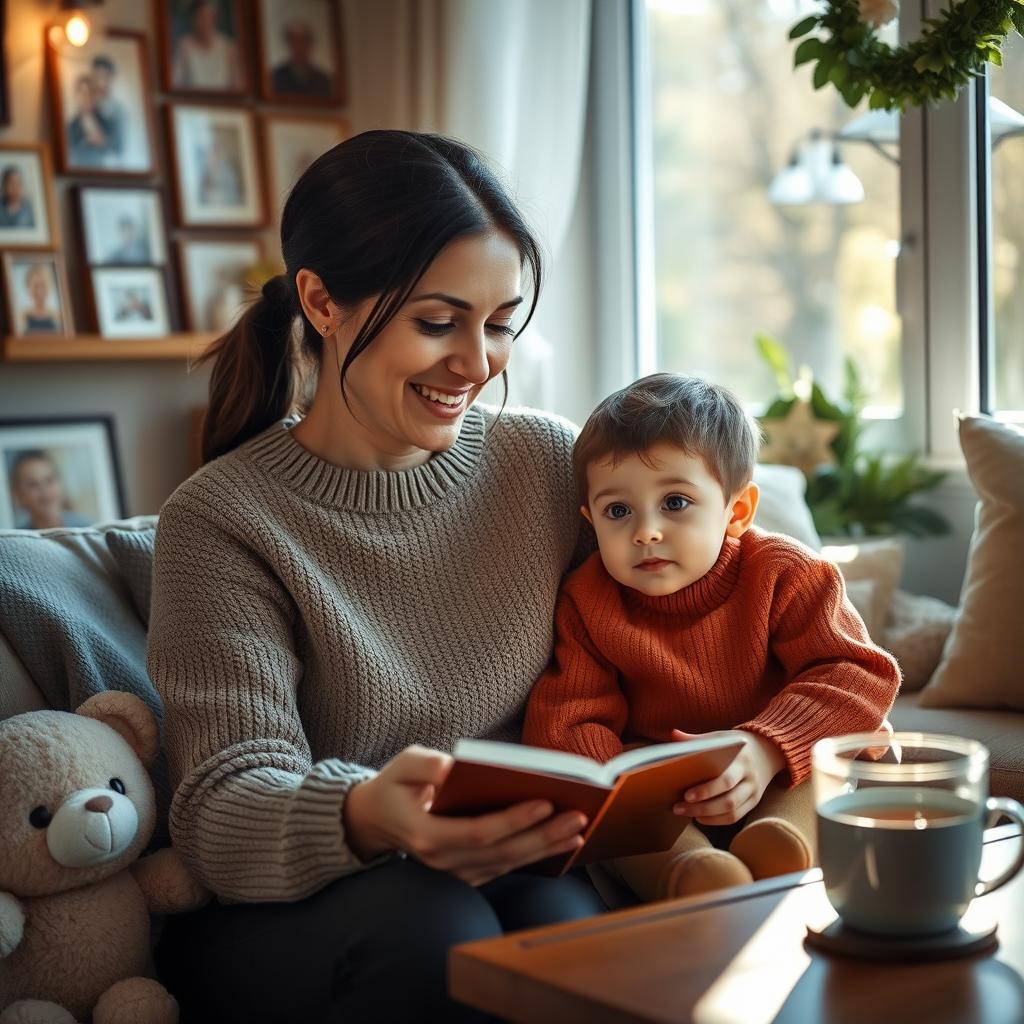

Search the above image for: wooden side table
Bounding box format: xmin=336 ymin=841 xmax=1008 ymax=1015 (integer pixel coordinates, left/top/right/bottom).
xmin=450 ymin=826 xmax=1024 ymax=1024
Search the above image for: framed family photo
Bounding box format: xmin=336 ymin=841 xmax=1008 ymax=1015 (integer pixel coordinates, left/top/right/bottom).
xmin=0 ymin=417 xmax=124 ymax=530
xmin=262 ymin=114 xmax=348 ymax=226
xmin=158 ymin=0 xmax=249 ymax=96
xmin=178 ymin=238 xmax=261 ymax=331
xmin=91 ymin=266 xmax=172 ymax=339
xmin=167 ymin=104 xmax=263 ymax=227
xmin=0 ymin=143 xmax=58 ymax=249
xmin=2 ymin=252 xmax=73 ymax=338
xmin=46 ymin=29 xmax=155 ymax=176
xmin=256 ymin=0 xmax=344 ymax=105
xmin=77 ymin=186 xmax=168 ymax=266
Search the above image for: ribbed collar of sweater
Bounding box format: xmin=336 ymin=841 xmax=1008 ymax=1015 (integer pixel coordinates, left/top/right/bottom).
xmin=244 ymin=406 xmax=487 ymax=513
xmin=623 ymin=534 xmax=743 ymax=616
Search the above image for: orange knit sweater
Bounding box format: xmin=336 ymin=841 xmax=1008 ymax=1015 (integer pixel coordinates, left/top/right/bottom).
xmin=523 ymin=528 xmax=901 ymax=786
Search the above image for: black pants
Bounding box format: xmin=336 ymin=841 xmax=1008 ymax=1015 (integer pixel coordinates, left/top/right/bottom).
xmin=155 ymin=859 xmax=606 ymax=1024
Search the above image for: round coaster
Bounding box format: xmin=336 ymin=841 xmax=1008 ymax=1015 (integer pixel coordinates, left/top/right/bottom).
xmin=804 ymin=918 xmax=998 ymax=962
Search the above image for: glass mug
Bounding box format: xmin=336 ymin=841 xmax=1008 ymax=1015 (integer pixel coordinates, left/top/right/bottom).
xmin=812 ymin=732 xmax=1024 ymax=936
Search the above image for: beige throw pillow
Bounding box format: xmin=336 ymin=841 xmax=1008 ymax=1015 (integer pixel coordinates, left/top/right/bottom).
xmin=919 ymin=415 xmax=1024 ymax=710
xmin=821 ymin=537 xmax=904 ymax=640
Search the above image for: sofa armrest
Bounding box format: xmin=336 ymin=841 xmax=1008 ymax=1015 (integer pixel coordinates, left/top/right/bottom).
xmin=0 ymin=632 xmax=48 ymax=719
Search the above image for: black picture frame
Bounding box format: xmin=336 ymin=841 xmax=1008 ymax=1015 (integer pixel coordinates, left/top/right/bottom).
xmin=0 ymin=415 xmax=126 ymax=529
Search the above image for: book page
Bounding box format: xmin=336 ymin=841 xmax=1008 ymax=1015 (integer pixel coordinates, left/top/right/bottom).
xmin=601 ymin=734 xmax=741 ymax=785
xmin=453 ymin=739 xmax=609 ymax=786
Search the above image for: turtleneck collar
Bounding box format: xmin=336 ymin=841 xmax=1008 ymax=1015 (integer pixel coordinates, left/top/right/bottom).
xmin=623 ymin=534 xmax=743 ymax=616
xmin=243 ymin=405 xmax=487 ymax=513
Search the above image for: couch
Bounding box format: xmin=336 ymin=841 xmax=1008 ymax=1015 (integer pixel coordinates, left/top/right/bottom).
xmin=1 ymin=456 xmax=1022 ymax=958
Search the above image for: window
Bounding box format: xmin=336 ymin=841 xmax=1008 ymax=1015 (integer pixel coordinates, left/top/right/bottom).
xmin=986 ymin=32 xmax=1024 ymax=418
xmin=640 ymin=0 xmax=902 ymax=413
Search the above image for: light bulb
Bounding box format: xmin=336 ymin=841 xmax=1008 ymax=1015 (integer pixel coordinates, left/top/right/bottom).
xmin=65 ymin=12 xmax=91 ymax=47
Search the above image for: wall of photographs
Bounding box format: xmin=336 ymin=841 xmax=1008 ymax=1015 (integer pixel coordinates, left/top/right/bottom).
xmin=0 ymin=0 xmax=350 ymax=344
xmin=0 ymin=0 xmax=352 ymax=525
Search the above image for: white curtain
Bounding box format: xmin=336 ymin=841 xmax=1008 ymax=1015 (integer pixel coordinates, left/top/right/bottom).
xmin=343 ymin=0 xmax=593 ymax=410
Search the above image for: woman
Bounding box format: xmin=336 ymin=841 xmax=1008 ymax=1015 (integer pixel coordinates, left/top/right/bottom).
xmin=20 ymin=264 xmax=61 ymax=335
xmin=150 ymin=129 xmax=604 ymax=1023
xmin=0 ymin=166 xmax=34 ymax=228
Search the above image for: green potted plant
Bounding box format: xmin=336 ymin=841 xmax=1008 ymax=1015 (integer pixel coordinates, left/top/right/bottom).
xmin=755 ymin=334 xmax=949 ymax=539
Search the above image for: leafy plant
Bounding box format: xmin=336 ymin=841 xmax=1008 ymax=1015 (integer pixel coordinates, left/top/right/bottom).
xmin=755 ymin=333 xmax=949 ymax=538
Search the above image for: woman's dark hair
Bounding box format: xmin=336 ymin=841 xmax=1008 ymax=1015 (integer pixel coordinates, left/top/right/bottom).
xmin=199 ymin=129 xmax=544 ymax=463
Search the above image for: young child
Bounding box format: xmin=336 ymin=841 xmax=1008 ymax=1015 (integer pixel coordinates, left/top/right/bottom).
xmin=523 ymin=373 xmax=901 ymax=901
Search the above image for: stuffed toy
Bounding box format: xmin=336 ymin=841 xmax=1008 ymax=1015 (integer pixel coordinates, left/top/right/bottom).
xmin=0 ymin=692 xmax=209 ymax=1024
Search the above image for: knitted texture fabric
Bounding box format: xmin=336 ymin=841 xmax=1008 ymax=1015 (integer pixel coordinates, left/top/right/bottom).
xmin=147 ymin=405 xmax=581 ymax=903
xmin=522 ymin=528 xmax=901 ymax=786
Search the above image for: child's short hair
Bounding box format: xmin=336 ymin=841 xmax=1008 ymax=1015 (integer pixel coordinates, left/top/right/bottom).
xmin=573 ymin=373 xmax=761 ymax=503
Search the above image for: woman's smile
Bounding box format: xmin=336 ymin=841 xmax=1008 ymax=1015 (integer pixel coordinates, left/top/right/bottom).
xmin=410 ymin=382 xmax=470 ymax=418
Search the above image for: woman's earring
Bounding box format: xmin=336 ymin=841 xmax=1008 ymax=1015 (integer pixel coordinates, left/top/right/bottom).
xmin=321 ymin=324 xmax=330 ymax=334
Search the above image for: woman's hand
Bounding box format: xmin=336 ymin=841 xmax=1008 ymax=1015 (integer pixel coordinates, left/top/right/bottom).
xmin=670 ymin=729 xmax=786 ymax=826
xmin=342 ymin=745 xmax=589 ymax=887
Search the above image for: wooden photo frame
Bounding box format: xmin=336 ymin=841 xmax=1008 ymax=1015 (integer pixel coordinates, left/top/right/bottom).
xmin=255 ymin=0 xmax=344 ymax=105
xmin=0 ymin=416 xmax=125 ymax=529
xmin=1 ymin=251 xmax=73 ymax=338
xmin=177 ymin=236 xmax=262 ymax=331
xmin=261 ymin=113 xmax=349 ymax=227
xmin=76 ymin=184 xmax=169 ymax=267
xmin=90 ymin=265 xmax=173 ymax=339
xmin=46 ymin=27 xmax=157 ymax=176
xmin=0 ymin=143 xmax=59 ymax=250
xmin=167 ymin=103 xmax=264 ymax=228
xmin=158 ymin=0 xmax=250 ymax=96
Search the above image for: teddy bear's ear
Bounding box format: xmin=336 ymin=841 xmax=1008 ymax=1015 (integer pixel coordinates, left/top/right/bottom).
xmin=76 ymin=692 xmax=160 ymax=768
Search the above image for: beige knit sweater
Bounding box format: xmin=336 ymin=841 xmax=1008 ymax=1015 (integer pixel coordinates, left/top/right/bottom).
xmin=147 ymin=405 xmax=581 ymax=903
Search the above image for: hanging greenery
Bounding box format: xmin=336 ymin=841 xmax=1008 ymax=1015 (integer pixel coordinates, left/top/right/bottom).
xmin=789 ymin=1 xmax=1024 ymax=112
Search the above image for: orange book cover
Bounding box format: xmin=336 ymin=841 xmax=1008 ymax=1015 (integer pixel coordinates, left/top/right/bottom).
xmin=430 ymin=737 xmax=743 ymax=876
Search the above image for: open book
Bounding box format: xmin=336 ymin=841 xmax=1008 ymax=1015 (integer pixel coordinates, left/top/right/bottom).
xmin=430 ymin=736 xmax=743 ymax=876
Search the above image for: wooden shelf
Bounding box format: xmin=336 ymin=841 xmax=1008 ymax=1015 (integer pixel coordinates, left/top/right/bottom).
xmin=2 ymin=332 xmax=218 ymax=363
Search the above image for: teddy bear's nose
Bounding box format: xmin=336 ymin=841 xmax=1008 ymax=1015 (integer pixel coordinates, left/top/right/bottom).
xmin=85 ymin=795 xmax=113 ymax=813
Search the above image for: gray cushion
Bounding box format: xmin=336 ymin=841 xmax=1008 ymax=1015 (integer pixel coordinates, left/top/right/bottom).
xmin=0 ymin=516 xmax=169 ymax=837
xmin=106 ymin=527 xmax=156 ymax=626
xmin=890 ymin=692 xmax=1024 ymax=802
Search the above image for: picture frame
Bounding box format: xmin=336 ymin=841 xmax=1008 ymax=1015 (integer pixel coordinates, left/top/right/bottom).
xmin=46 ymin=28 xmax=157 ymax=177
xmin=0 ymin=416 xmax=125 ymax=530
xmin=1 ymin=251 xmax=73 ymax=338
xmin=90 ymin=266 xmax=172 ymax=339
xmin=158 ymin=0 xmax=250 ymax=96
xmin=178 ymin=237 xmax=261 ymax=332
xmin=77 ymin=185 xmax=169 ymax=267
xmin=167 ymin=103 xmax=263 ymax=227
xmin=262 ymin=113 xmax=348 ymax=227
xmin=255 ymin=0 xmax=344 ymax=105
xmin=0 ymin=143 xmax=58 ymax=249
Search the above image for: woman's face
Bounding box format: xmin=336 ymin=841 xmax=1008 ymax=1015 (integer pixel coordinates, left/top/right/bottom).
xmin=27 ymin=268 xmax=50 ymax=305
xmin=3 ymin=170 xmax=22 ymax=203
xmin=11 ymin=457 xmax=62 ymax=522
xmin=333 ymin=230 xmax=524 ymax=459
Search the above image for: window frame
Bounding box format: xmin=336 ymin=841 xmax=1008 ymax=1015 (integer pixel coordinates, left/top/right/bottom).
xmin=626 ymin=0 xmax=1010 ymax=466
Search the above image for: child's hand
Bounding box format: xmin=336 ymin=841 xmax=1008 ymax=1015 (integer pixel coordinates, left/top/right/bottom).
xmin=670 ymin=729 xmax=786 ymax=825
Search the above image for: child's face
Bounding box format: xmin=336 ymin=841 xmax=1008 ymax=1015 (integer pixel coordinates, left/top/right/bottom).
xmin=583 ymin=443 xmax=756 ymax=598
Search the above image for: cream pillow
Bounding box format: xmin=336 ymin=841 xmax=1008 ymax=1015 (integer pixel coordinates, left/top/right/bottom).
xmin=752 ymin=463 xmax=822 ymax=550
xmin=821 ymin=537 xmax=904 ymax=641
xmin=919 ymin=415 xmax=1024 ymax=710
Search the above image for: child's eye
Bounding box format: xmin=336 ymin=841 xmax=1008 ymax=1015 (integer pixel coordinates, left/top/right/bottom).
xmin=604 ymin=503 xmax=631 ymax=520
xmin=664 ymin=494 xmax=690 ymax=512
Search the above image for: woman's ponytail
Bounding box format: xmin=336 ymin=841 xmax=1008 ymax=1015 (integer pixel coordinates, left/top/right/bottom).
xmin=199 ymin=274 xmax=299 ymax=464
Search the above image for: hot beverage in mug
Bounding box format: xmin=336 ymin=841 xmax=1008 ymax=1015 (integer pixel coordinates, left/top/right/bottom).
xmin=813 ymin=734 xmax=1024 ymax=937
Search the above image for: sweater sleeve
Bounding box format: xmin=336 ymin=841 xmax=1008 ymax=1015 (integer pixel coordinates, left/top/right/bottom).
xmin=522 ymin=591 xmax=626 ymax=763
xmin=737 ymin=555 xmax=901 ymax=787
xmin=147 ymin=499 xmax=378 ymax=903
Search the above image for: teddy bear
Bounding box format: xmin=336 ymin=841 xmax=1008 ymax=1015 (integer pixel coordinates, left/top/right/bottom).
xmin=0 ymin=691 xmax=209 ymax=1024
